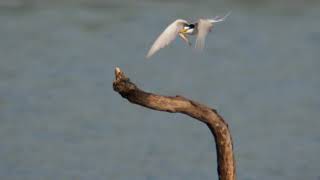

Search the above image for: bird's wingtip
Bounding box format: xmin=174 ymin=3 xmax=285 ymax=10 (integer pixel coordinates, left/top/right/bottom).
xmin=145 ymin=54 xmax=151 ymax=59
xmin=145 ymin=50 xmax=154 ymax=59
xmin=210 ymin=11 xmax=232 ymax=23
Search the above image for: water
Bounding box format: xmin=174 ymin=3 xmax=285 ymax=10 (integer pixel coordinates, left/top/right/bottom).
xmin=0 ymin=1 xmax=319 ymax=179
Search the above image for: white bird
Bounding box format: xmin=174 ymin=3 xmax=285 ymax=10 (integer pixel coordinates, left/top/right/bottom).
xmin=146 ymin=12 xmax=231 ymax=59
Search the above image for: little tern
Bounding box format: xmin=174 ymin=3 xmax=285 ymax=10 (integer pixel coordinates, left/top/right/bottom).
xmin=146 ymin=12 xmax=230 ymax=59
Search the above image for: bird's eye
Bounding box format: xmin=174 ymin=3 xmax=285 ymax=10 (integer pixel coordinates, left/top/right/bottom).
xmin=189 ymin=24 xmax=195 ymax=28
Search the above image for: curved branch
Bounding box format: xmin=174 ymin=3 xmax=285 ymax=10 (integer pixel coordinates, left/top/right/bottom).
xmin=113 ymin=67 xmax=236 ymax=180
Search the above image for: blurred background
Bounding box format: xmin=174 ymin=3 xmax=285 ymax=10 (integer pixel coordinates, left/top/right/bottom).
xmin=0 ymin=0 xmax=319 ymax=179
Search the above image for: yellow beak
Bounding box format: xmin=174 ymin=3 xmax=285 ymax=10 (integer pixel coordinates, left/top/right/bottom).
xmin=179 ymin=29 xmax=188 ymax=34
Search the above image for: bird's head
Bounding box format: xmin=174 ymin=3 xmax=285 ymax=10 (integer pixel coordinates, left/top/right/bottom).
xmin=180 ymin=24 xmax=195 ymax=34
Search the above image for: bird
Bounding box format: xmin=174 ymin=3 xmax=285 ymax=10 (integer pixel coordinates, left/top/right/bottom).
xmin=146 ymin=12 xmax=231 ymax=59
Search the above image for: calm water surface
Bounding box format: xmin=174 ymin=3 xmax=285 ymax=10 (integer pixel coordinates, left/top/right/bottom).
xmin=0 ymin=1 xmax=319 ymax=179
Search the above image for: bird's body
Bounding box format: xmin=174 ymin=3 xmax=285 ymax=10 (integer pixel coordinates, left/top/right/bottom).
xmin=146 ymin=12 xmax=230 ymax=58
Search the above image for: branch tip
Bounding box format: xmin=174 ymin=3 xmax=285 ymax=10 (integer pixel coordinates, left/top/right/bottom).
xmin=115 ymin=67 xmax=121 ymax=74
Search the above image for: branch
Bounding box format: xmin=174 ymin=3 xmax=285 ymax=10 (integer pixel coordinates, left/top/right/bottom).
xmin=113 ymin=67 xmax=236 ymax=180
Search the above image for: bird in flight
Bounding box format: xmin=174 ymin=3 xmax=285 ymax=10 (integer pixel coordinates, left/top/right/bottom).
xmin=146 ymin=12 xmax=231 ymax=59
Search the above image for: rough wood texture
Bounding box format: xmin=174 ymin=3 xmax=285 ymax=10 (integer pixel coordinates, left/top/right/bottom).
xmin=113 ymin=67 xmax=236 ymax=180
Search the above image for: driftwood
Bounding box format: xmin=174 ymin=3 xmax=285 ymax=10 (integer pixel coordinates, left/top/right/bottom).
xmin=112 ymin=67 xmax=236 ymax=180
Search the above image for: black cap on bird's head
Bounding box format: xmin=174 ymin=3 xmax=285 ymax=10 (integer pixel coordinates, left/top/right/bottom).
xmin=188 ymin=24 xmax=195 ymax=29
xmin=181 ymin=23 xmax=195 ymax=34
xmin=183 ymin=23 xmax=195 ymax=30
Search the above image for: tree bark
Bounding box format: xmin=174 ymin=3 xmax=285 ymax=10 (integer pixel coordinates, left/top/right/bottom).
xmin=112 ymin=67 xmax=236 ymax=180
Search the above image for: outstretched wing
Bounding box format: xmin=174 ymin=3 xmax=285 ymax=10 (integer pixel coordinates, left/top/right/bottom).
xmin=146 ymin=19 xmax=187 ymax=58
xmin=195 ymin=19 xmax=213 ymax=50
xmin=195 ymin=12 xmax=231 ymax=49
xmin=209 ymin=11 xmax=231 ymax=23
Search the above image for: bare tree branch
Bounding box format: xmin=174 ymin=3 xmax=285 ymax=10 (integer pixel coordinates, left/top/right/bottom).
xmin=113 ymin=67 xmax=236 ymax=180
